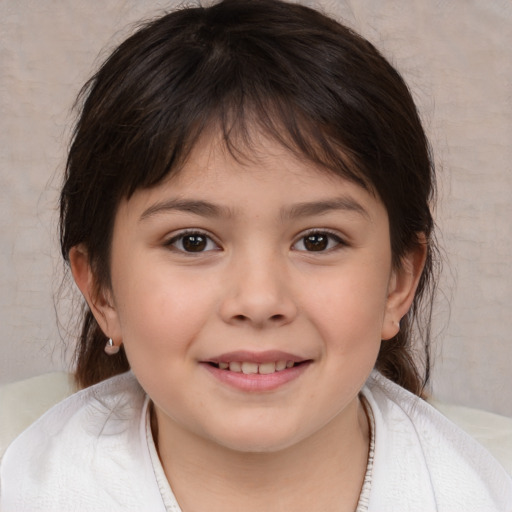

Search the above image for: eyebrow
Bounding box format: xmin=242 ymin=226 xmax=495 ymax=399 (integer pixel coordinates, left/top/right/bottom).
xmin=139 ymin=196 xmax=369 ymax=222
xmin=140 ymin=199 xmax=234 ymax=221
xmin=281 ymin=197 xmax=370 ymax=220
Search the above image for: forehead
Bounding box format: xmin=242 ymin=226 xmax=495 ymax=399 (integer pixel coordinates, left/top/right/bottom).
xmin=177 ymin=134 xmax=336 ymax=187
xmin=119 ymin=132 xmax=387 ymax=224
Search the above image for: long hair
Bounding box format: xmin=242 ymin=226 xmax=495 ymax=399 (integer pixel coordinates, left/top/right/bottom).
xmin=60 ymin=0 xmax=438 ymax=394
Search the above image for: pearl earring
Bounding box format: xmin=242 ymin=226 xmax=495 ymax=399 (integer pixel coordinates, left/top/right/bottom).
xmin=104 ymin=338 xmax=120 ymax=355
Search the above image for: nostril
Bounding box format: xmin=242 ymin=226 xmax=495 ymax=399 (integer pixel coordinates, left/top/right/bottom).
xmin=231 ymin=313 xmax=286 ymax=323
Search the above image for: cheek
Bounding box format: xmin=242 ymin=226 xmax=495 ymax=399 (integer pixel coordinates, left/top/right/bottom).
xmin=110 ymin=255 xmax=216 ymax=356
xmin=304 ymin=268 xmax=389 ymax=340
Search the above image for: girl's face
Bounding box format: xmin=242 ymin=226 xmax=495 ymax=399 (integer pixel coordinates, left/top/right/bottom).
xmin=87 ymin=134 xmax=421 ymax=453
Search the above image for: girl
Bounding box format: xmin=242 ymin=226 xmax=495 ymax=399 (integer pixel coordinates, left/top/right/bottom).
xmin=1 ymin=0 xmax=511 ymax=510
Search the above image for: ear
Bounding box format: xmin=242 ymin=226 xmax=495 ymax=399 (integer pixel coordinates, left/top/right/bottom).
xmin=381 ymin=236 xmax=427 ymax=340
xmin=69 ymin=245 xmax=122 ymax=345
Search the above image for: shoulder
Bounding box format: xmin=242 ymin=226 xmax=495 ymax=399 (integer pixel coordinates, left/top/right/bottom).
xmin=2 ymin=371 xmax=145 ymax=455
xmin=0 ymin=372 xmax=164 ymax=511
xmin=362 ymin=371 xmax=512 ymax=511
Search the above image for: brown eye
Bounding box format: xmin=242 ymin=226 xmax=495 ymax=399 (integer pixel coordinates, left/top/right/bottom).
xmin=304 ymin=233 xmax=328 ymax=251
xmin=167 ymin=232 xmax=219 ymax=253
xmin=182 ymin=234 xmax=207 ymax=252
xmin=293 ymin=231 xmax=344 ymax=252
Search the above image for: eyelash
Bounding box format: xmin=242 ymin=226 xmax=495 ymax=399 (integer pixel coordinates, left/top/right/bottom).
xmin=164 ymin=229 xmax=346 ymax=254
xmin=292 ymin=230 xmax=346 ymax=253
xmin=164 ymin=230 xmax=220 ymax=254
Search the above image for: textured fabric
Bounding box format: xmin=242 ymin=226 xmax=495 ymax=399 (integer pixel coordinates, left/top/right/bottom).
xmin=145 ymin=398 xmax=182 ymax=511
xmin=362 ymin=372 xmax=512 ymax=511
xmin=0 ymin=372 xmax=165 ymax=512
xmin=1 ymin=370 xmax=511 ymax=511
xmin=355 ymin=395 xmax=375 ymax=512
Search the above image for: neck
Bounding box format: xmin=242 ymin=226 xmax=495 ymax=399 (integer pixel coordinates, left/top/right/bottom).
xmin=152 ymin=397 xmax=370 ymax=512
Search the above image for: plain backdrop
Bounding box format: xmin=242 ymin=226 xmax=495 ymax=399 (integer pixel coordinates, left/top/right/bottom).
xmin=1 ymin=0 xmax=511 ymax=416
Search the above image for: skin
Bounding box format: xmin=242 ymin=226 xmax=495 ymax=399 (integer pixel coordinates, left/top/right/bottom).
xmin=71 ymin=133 xmax=425 ymax=511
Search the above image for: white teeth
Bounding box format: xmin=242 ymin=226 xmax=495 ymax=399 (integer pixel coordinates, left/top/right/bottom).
xmin=241 ymin=362 xmax=259 ymax=374
xmin=229 ymin=361 xmax=242 ymax=372
xmin=275 ymin=360 xmax=287 ymax=371
xmin=258 ymin=362 xmax=276 ymax=374
xmin=218 ymin=360 xmax=297 ymax=373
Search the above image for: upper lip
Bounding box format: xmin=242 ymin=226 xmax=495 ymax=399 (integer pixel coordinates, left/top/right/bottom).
xmin=204 ymin=350 xmax=307 ymax=364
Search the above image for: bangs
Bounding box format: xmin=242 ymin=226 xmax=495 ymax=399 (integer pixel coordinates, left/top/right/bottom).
xmin=64 ymin=0 xmax=432 ymax=259
xmin=63 ymin=0 xmax=385 ymax=265
xmin=129 ymin=96 xmax=371 ymax=196
xmin=79 ymin=15 xmax=374 ymax=198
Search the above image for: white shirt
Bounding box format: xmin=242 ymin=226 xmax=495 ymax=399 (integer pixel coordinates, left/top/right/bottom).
xmin=1 ymin=371 xmax=511 ymax=511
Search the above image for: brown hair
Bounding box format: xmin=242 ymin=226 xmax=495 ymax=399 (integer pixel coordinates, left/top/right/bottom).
xmin=60 ymin=0 xmax=438 ymax=394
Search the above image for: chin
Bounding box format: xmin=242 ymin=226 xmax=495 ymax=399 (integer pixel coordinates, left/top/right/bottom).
xmin=207 ymin=423 xmax=305 ymax=454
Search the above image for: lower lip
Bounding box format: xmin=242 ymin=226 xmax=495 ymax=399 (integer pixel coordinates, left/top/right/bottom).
xmin=201 ymin=362 xmax=311 ymax=392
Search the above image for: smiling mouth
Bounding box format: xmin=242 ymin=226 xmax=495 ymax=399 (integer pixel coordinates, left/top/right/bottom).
xmin=207 ymin=360 xmax=305 ymax=375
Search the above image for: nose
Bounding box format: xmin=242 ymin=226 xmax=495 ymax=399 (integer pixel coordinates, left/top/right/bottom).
xmin=219 ymin=252 xmax=298 ymax=328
